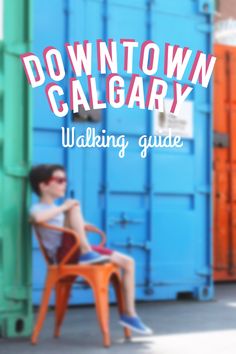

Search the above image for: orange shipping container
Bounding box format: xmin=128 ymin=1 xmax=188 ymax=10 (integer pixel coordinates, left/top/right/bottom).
xmin=214 ymin=44 xmax=236 ymax=281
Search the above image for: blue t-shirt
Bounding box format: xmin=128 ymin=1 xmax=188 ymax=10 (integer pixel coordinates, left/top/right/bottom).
xmin=29 ymin=202 xmax=65 ymax=258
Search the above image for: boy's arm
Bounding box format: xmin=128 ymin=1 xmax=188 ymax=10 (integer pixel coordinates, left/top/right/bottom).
xmin=30 ymin=199 xmax=79 ymax=223
xmin=30 ymin=205 xmax=66 ymax=223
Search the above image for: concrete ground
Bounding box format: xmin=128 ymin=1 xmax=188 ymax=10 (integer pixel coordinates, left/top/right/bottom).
xmin=1 ymin=284 xmax=236 ymax=354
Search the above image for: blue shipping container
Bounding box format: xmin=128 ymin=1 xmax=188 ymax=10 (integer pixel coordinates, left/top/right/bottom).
xmin=31 ymin=0 xmax=214 ymax=305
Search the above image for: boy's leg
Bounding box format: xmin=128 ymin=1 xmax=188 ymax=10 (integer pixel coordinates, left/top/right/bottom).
xmin=64 ymin=204 xmax=92 ymax=254
xmin=109 ymin=251 xmax=153 ymax=335
xmin=109 ymin=252 xmax=136 ymax=317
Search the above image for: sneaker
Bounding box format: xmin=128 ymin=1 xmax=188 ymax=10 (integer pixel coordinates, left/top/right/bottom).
xmin=119 ymin=315 xmax=153 ymax=335
xmin=79 ymin=251 xmax=110 ymax=265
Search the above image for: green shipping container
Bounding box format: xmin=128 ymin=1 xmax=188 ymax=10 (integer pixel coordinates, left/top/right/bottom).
xmin=0 ymin=0 xmax=32 ymax=337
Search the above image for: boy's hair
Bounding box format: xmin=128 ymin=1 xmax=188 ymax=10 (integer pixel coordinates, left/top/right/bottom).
xmin=29 ymin=164 xmax=65 ymax=196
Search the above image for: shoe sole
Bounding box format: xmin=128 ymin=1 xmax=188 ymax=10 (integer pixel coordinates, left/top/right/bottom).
xmin=119 ymin=320 xmax=153 ymax=335
xmin=79 ymin=255 xmax=110 ymax=265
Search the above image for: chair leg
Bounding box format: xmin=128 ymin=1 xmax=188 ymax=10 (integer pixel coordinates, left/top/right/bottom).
xmin=92 ymin=275 xmax=111 ymax=348
xmin=31 ymin=273 xmax=55 ymax=344
xmin=54 ymin=281 xmax=65 ymax=338
xmin=111 ymin=273 xmax=132 ymax=339
xmin=54 ymin=277 xmax=75 ymax=338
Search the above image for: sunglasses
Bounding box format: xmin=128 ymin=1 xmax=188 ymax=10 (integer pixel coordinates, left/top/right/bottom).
xmin=47 ymin=177 xmax=67 ymax=184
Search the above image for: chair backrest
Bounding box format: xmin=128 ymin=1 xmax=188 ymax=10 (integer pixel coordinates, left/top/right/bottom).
xmin=33 ymin=224 xmax=53 ymax=265
xmin=31 ymin=222 xmax=81 ymax=266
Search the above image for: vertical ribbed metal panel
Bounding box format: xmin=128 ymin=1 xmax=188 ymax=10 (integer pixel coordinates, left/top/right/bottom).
xmin=0 ymin=0 xmax=32 ymax=337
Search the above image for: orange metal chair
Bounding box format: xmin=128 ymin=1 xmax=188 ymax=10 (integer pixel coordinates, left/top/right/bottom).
xmin=31 ymin=222 xmax=131 ymax=347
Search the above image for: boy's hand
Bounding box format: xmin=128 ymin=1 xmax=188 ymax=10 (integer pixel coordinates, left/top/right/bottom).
xmin=61 ymin=199 xmax=79 ymax=212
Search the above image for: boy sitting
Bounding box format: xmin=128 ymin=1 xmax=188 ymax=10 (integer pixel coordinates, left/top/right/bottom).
xmin=29 ymin=164 xmax=152 ymax=335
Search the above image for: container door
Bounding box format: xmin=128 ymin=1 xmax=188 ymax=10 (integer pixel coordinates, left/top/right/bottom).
xmin=214 ymin=45 xmax=236 ymax=281
xmin=150 ymin=0 xmax=213 ymax=299
xmin=228 ymin=48 xmax=236 ymax=275
xmin=32 ymin=0 xmax=214 ymax=303
xmin=213 ymin=46 xmax=228 ymax=280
